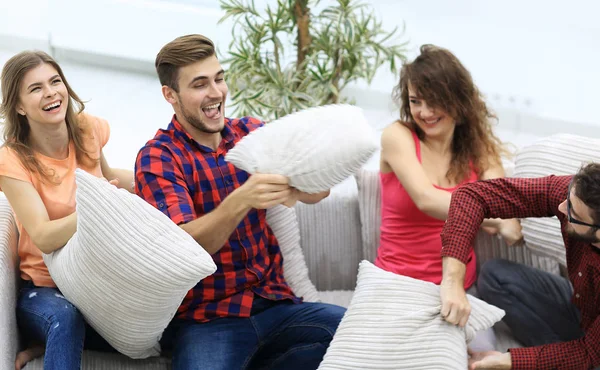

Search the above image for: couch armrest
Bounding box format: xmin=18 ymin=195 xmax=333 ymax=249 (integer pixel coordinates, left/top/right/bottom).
xmin=295 ymin=181 xmax=362 ymax=291
xmin=0 ymin=196 xmax=19 ymax=369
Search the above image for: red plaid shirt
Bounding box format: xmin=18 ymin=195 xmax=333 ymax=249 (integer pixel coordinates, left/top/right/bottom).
xmin=135 ymin=115 xmax=299 ymax=322
xmin=441 ymin=175 xmax=600 ymax=369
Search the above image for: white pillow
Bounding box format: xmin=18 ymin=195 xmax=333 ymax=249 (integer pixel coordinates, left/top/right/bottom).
xmin=266 ymin=205 xmax=320 ymax=302
xmin=43 ymin=170 xmax=217 ymax=359
xmin=318 ymin=261 xmax=505 ymax=370
xmin=225 ymin=104 xmax=378 ymax=194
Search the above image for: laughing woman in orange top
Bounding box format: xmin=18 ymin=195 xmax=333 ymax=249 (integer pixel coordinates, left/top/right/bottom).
xmin=0 ymin=51 xmax=133 ymax=370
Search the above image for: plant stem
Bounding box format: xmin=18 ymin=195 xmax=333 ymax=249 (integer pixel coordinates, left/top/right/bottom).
xmin=273 ymin=37 xmax=281 ymax=73
xmin=329 ymin=51 xmax=344 ymax=104
xmin=294 ymin=0 xmax=311 ymax=71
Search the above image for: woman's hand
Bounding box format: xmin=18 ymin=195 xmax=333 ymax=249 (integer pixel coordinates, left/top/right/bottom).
xmin=497 ymin=219 xmax=523 ymax=246
xmin=101 ymin=177 xmax=119 ymax=187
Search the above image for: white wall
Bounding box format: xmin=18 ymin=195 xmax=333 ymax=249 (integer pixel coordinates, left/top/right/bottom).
xmin=366 ymin=0 xmax=600 ymax=126
xmin=2 ymin=0 xmax=599 ymax=124
xmin=0 ymin=0 xmax=231 ymax=64
xmin=1 ymin=0 xmax=599 ymax=170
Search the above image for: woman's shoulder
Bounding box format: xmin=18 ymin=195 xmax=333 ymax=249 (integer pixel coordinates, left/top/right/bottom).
xmin=76 ymin=111 xmax=110 ymax=147
xmin=382 ymin=120 xmax=414 ymax=136
xmin=0 ymin=145 xmax=32 ymax=183
xmin=381 ymin=121 xmax=416 ymax=146
xmin=76 ymin=111 xmax=108 ymax=130
xmin=0 ymin=144 xmax=21 ymax=162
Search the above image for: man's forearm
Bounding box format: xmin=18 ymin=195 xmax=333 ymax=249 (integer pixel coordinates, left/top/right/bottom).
xmin=442 ymin=257 xmax=466 ymax=284
xmin=180 ymin=193 xmax=251 ymax=255
xmin=111 ymin=168 xmax=135 ymax=193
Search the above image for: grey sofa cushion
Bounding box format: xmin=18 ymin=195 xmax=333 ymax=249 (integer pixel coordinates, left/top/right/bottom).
xmin=354 ymin=169 xmax=380 ymax=263
xmin=295 ymin=180 xmax=362 ymax=291
xmin=318 ymin=290 xmax=354 ymax=308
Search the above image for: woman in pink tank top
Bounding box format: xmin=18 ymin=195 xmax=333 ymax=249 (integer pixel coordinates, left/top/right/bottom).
xmin=375 ymin=45 xmax=523 ymax=295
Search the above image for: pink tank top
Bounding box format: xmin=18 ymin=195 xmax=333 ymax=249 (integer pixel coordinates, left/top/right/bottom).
xmin=375 ymin=130 xmax=478 ymax=289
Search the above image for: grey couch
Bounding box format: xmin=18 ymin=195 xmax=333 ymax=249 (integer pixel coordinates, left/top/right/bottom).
xmin=2 ymin=132 xmax=582 ymax=368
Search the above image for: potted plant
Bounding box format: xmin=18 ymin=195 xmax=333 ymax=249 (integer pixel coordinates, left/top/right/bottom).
xmin=219 ymin=0 xmax=407 ymax=120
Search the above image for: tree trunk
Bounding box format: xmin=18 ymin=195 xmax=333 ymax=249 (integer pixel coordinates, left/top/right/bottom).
xmin=294 ymin=0 xmax=311 ymax=70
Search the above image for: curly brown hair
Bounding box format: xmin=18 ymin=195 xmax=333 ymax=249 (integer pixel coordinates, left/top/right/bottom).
xmin=392 ymin=44 xmax=506 ymax=183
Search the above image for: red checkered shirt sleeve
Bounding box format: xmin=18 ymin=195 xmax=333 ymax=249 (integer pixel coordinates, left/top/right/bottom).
xmin=441 ymin=175 xmax=570 ymax=264
xmin=243 ymin=116 xmax=265 ymax=132
xmin=509 ymin=313 xmax=600 ymax=369
xmin=134 ymin=143 xmax=196 ymax=225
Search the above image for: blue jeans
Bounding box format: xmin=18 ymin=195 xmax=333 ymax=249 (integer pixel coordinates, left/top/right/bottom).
xmin=16 ymin=281 xmax=115 ymax=370
xmin=160 ymin=295 xmax=346 ymax=370
xmin=477 ymin=259 xmax=584 ymax=346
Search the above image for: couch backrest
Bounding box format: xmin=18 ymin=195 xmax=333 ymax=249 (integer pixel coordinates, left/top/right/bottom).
xmin=295 ymin=181 xmax=363 ymax=291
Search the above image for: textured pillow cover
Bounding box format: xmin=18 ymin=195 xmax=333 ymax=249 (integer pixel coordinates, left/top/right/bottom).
xmin=43 ymin=170 xmax=217 ymax=359
xmin=266 ymin=204 xmax=320 ymax=302
xmin=318 ymin=261 xmax=505 ymax=370
xmin=225 ymin=104 xmax=378 ymax=194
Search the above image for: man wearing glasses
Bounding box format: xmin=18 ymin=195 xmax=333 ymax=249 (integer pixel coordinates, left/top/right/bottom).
xmin=438 ymin=162 xmax=600 ymax=369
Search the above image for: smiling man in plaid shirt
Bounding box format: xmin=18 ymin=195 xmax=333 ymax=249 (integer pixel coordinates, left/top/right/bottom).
xmin=134 ymin=34 xmax=345 ymax=370
xmin=438 ymin=163 xmax=600 ymax=369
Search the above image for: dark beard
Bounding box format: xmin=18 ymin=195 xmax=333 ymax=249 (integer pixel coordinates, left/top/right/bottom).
xmin=178 ymin=97 xmax=222 ymax=134
xmin=567 ymin=227 xmax=600 ymax=243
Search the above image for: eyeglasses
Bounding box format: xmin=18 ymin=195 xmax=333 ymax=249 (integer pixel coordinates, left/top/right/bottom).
xmin=566 ymin=180 xmax=600 ymax=229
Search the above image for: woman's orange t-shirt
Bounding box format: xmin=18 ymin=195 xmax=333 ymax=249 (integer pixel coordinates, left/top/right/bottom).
xmin=0 ymin=113 xmax=110 ymax=287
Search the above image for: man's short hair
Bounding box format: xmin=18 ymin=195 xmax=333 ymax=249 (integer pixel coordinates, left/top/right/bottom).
xmin=155 ymin=34 xmax=216 ymax=92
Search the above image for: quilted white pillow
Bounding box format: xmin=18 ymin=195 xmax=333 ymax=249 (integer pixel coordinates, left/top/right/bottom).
xmin=318 ymin=261 xmax=505 ymax=370
xmin=43 ymin=170 xmax=217 ymax=359
xmin=266 ymin=205 xmax=320 ymax=302
xmin=225 ymin=104 xmax=378 ymax=194
xmin=514 ymin=133 xmax=600 ymax=267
